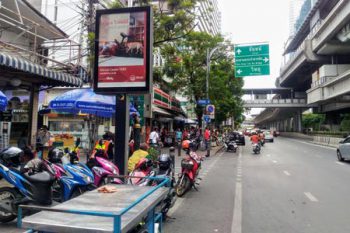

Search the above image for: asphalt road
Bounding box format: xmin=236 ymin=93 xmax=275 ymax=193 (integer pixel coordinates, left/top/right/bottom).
xmin=3 ymin=138 xmax=350 ymax=233
xmin=164 ymin=137 xmax=350 ymax=233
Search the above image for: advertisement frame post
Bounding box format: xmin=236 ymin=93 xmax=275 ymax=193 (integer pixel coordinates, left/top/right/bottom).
xmin=94 ymin=6 xmax=153 ymax=175
xmin=94 ymin=6 xmax=153 ymax=94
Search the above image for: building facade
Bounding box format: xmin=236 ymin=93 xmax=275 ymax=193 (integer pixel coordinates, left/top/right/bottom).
xmin=195 ymin=0 xmax=221 ymax=35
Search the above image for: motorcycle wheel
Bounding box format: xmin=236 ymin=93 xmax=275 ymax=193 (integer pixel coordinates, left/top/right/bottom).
xmin=0 ymin=187 xmax=20 ymax=223
xmin=176 ymin=175 xmax=190 ymax=197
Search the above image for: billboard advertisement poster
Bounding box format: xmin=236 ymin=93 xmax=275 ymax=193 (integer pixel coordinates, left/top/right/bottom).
xmin=94 ymin=6 xmax=153 ymax=94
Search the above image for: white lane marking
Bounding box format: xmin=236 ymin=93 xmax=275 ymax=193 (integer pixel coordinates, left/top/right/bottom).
xmin=266 ymin=154 xmax=271 ymax=157
xmin=283 ymin=170 xmax=291 ymax=176
xmin=336 ymin=161 xmax=345 ymax=166
xmin=272 ymin=160 xmax=278 ymax=163
xmin=231 ymin=150 xmax=242 ymax=233
xmin=304 ymin=192 xmax=319 ymax=202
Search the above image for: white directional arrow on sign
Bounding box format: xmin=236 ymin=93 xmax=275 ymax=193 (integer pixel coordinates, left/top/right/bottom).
xmin=237 ymin=69 xmax=242 ymax=74
xmin=236 ymin=49 xmax=242 ymax=55
xmin=263 ymin=57 xmax=269 ymax=63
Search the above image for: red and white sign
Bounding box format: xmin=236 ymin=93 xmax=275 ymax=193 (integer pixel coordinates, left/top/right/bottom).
xmin=94 ymin=7 xmax=152 ymax=94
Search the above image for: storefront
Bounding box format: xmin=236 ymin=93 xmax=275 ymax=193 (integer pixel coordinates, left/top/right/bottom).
xmin=0 ymin=0 xmax=84 ymax=148
xmin=42 ymin=88 xmax=114 ymax=150
xmin=151 ymin=87 xmax=186 ymax=145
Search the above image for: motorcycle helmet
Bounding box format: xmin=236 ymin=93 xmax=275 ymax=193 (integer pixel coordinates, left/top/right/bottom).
xmin=48 ymin=148 xmax=64 ymax=163
xmin=158 ymin=154 xmax=171 ymax=170
xmin=0 ymin=147 xmax=23 ymax=166
xmin=182 ymin=140 xmax=190 ymax=150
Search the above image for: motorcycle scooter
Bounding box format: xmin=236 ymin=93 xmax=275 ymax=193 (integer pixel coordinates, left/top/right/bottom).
xmin=224 ymin=138 xmax=238 ymax=153
xmin=176 ymin=147 xmax=202 ymax=197
xmin=45 ymin=141 xmax=95 ymax=202
xmin=252 ymin=143 xmax=261 ymax=154
xmin=128 ymin=158 xmax=156 ymax=186
xmin=0 ymin=147 xmax=55 ymax=223
xmin=154 ymin=153 xmax=176 ymax=219
xmin=90 ymin=156 xmax=123 ymax=187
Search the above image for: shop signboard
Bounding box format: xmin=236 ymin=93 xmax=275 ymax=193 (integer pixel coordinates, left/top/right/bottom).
xmin=0 ymin=110 xmax=12 ymax=122
xmin=94 ymin=6 xmax=153 ymax=94
xmin=197 ymin=99 xmax=211 ymax=106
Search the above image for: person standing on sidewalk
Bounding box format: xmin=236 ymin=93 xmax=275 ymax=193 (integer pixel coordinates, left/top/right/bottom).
xmin=149 ymin=128 xmax=160 ymax=146
xmin=204 ymin=127 xmax=211 ymax=157
xmin=175 ymin=128 xmax=182 ymax=146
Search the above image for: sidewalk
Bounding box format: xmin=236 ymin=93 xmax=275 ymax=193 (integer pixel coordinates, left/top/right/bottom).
xmin=161 ymin=144 xmax=224 ymax=157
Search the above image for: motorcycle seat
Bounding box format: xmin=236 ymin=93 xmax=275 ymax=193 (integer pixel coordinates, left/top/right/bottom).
xmin=24 ymin=171 xmax=54 ymax=184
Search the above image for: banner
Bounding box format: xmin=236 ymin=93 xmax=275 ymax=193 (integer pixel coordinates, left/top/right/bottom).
xmin=94 ymin=6 xmax=153 ymax=94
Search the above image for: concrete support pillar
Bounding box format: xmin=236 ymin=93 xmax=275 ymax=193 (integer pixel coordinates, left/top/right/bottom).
xmin=297 ymin=110 xmax=302 ymax=132
xmin=29 ymin=86 xmax=39 ymax=147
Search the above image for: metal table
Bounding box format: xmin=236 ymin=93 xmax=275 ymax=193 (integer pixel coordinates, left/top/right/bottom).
xmin=19 ymin=181 xmax=169 ymax=233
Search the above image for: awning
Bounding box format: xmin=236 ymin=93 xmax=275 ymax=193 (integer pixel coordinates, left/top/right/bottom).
xmin=152 ymin=106 xmax=172 ymax=117
xmin=0 ymin=52 xmax=83 ymax=87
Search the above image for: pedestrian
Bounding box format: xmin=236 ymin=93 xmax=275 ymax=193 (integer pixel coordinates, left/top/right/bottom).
xmin=17 ymin=130 xmax=28 ymax=150
xmin=36 ymin=125 xmax=51 ymax=159
xmin=204 ymin=127 xmax=211 ymax=152
xmin=128 ymin=143 xmax=150 ymax=172
xmin=183 ymin=128 xmax=189 ymax=140
xmin=175 ymin=128 xmax=182 ymax=146
xmin=149 ymin=127 xmax=160 ymax=146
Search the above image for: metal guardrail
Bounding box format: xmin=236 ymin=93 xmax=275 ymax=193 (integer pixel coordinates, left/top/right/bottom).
xmin=243 ymin=99 xmax=309 ymax=108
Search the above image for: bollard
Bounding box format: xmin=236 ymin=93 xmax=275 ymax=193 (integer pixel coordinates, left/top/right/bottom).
xmin=177 ymin=140 xmax=182 ymax=157
xmin=169 ymin=147 xmax=175 ymax=171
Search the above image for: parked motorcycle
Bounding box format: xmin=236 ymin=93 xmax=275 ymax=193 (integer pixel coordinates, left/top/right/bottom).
xmin=154 ymin=154 xmax=176 ymax=218
xmin=176 ymin=143 xmax=202 ymax=197
xmin=224 ymin=138 xmax=238 ymax=153
xmin=46 ymin=146 xmax=95 ymax=202
xmin=128 ymin=158 xmax=156 ymax=186
xmin=0 ymin=147 xmax=55 ymax=223
xmin=90 ymin=156 xmax=123 ymax=187
xmin=252 ymin=143 xmax=261 ymax=154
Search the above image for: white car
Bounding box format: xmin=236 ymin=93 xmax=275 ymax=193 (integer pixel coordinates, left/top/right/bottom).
xmin=264 ymin=131 xmax=274 ymax=142
xmin=337 ymin=137 xmax=350 ymax=161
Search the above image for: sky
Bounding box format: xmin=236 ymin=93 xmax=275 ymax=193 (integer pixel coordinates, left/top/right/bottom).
xmin=219 ymin=0 xmax=290 ymax=89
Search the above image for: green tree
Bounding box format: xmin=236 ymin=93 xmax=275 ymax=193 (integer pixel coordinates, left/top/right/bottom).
xmin=108 ymin=0 xmax=201 ymax=46
xmin=161 ymin=31 xmax=244 ymax=125
xmin=340 ymin=114 xmax=350 ymax=132
xmin=302 ymin=113 xmax=325 ymax=130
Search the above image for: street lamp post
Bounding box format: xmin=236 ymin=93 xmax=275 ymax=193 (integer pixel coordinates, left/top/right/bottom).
xmin=205 ymin=46 xmax=221 ymax=157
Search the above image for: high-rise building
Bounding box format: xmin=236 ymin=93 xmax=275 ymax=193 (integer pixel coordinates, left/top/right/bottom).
xmin=195 ymin=0 xmax=221 ymax=35
xmin=288 ymin=0 xmax=304 ymax=37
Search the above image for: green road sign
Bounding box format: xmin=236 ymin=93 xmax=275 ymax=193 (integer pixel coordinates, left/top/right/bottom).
xmin=234 ymin=44 xmax=270 ymax=77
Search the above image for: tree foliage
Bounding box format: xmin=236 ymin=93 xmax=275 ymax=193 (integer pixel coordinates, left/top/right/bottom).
xmin=161 ymin=31 xmax=244 ymax=125
xmin=340 ymin=114 xmax=350 ymax=132
xmin=110 ymin=0 xmax=200 ymax=46
xmin=302 ymin=113 xmax=325 ymax=130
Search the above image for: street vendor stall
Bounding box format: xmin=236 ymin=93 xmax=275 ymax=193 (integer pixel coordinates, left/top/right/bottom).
xmin=19 ymin=178 xmax=169 ymax=233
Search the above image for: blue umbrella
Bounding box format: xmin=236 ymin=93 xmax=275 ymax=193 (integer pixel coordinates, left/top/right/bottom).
xmin=0 ymin=91 xmax=7 ymax=112
xmin=49 ymin=89 xmax=140 ymax=118
xmin=49 ymin=89 xmax=115 ymax=117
